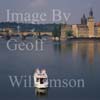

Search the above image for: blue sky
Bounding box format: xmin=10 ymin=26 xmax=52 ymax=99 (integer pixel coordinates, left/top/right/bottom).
xmin=0 ymin=0 xmax=100 ymax=24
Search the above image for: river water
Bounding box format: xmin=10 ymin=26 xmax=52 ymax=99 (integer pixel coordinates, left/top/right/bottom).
xmin=0 ymin=37 xmax=100 ymax=100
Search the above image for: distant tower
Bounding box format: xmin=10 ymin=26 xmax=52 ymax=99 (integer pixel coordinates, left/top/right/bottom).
xmin=89 ymin=8 xmax=93 ymax=17
xmin=87 ymin=8 xmax=95 ymax=37
xmin=81 ymin=14 xmax=87 ymax=25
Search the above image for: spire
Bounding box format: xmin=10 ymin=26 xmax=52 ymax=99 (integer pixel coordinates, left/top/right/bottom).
xmin=81 ymin=14 xmax=87 ymax=25
xmin=89 ymin=8 xmax=93 ymax=17
xmin=83 ymin=14 xmax=86 ymax=18
xmin=81 ymin=17 xmax=83 ymax=24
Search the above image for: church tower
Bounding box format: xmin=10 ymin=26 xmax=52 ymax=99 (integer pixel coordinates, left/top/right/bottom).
xmin=87 ymin=8 xmax=95 ymax=37
xmin=81 ymin=14 xmax=87 ymax=25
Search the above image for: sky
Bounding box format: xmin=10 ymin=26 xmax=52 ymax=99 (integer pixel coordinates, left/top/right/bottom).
xmin=0 ymin=0 xmax=100 ymax=24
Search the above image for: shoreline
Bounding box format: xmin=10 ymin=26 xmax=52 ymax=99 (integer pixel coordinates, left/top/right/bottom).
xmin=67 ymin=37 xmax=100 ymax=41
xmin=1 ymin=35 xmax=100 ymax=41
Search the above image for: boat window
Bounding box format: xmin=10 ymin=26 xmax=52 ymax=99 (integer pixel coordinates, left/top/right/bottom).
xmin=36 ymin=78 xmax=39 ymax=82
xmin=40 ymin=78 xmax=44 ymax=84
xmin=44 ymin=78 xmax=47 ymax=82
xmin=40 ymin=78 xmax=47 ymax=84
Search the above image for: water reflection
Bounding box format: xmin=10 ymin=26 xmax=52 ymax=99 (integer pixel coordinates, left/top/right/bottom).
xmin=96 ymin=42 xmax=100 ymax=55
xmin=53 ymin=41 xmax=73 ymax=54
xmin=72 ymin=41 xmax=95 ymax=64
xmin=0 ymin=38 xmax=100 ymax=99
xmin=72 ymin=41 xmax=88 ymax=64
xmin=72 ymin=41 xmax=100 ymax=64
xmin=35 ymin=88 xmax=48 ymax=97
xmin=53 ymin=40 xmax=100 ymax=64
xmin=53 ymin=41 xmax=61 ymax=54
xmin=88 ymin=42 xmax=94 ymax=64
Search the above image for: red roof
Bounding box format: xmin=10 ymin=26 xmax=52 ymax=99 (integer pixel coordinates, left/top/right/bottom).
xmin=95 ymin=22 xmax=100 ymax=27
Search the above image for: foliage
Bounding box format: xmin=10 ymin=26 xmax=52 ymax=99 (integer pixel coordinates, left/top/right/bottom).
xmin=52 ymin=24 xmax=61 ymax=38
xmin=66 ymin=30 xmax=73 ymax=37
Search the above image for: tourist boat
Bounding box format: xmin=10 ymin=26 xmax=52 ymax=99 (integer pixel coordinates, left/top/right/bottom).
xmin=34 ymin=68 xmax=48 ymax=89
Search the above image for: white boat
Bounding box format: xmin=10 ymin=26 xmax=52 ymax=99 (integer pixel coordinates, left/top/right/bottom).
xmin=34 ymin=69 xmax=48 ymax=89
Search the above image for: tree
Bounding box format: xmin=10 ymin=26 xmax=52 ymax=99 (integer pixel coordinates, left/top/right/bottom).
xmin=57 ymin=24 xmax=61 ymax=38
xmin=52 ymin=24 xmax=61 ymax=39
xmin=66 ymin=30 xmax=73 ymax=37
xmin=52 ymin=25 xmax=57 ymax=38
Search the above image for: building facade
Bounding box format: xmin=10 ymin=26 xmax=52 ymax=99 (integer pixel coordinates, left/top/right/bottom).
xmin=62 ymin=8 xmax=100 ymax=38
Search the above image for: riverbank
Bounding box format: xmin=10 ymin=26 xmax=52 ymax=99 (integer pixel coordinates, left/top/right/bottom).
xmin=67 ymin=37 xmax=100 ymax=41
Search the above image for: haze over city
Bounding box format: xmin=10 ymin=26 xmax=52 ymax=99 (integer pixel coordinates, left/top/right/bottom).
xmin=0 ymin=0 xmax=100 ymax=24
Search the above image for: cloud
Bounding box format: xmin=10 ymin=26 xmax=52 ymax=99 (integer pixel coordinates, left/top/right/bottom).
xmin=30 ymin=0 xmax=47 ymax=7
